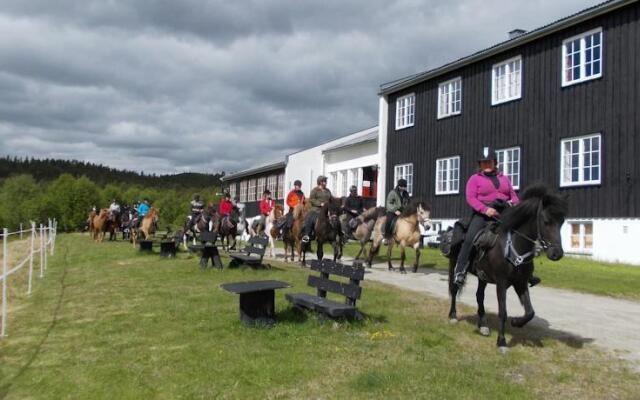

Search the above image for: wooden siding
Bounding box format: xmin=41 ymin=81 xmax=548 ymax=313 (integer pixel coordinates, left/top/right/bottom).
xmin=223 ymin=167 xmax=285 ymax=217
xmin=385 ymin=2 xmax=639 ymax=219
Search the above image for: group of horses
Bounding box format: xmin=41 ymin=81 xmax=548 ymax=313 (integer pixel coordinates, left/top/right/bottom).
xmin=87 ymin=207 xmax=160 ymax=246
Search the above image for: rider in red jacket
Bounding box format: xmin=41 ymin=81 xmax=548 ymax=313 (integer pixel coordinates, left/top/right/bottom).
xmin=219 ymin=193 xmax=234 ymax=216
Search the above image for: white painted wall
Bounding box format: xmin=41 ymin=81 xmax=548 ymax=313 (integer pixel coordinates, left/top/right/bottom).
xmin=377 ymin=95 xmax=389 ymax=207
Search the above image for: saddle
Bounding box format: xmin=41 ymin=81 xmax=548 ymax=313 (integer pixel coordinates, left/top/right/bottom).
xmin=439 ymin=215 xmax=471 ymax=258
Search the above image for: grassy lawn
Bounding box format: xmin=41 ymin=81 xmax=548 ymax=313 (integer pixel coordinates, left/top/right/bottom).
xmin=0 ymin=234 xmax=638 ymax=399
xmin=335 ymin=242 xmax=640 ymax=300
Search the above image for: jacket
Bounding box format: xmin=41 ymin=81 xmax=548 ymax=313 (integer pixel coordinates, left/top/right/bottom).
xmin=219 ymin=200 xmax=234 ymax=216
xmin=286 ymin=190 xmax=305 ymax=209
xmin=309 ymin=187 xmax=332 ymax=212
xmin=137 ymin=203 xmax=150 ymax=217
xmin=260 ymin=199 xmax=274 ymax=216
xmin=385 ymin=188 xmax=409 ymax=213
xmin=343 ymin=195 xmax=364 ymax=214
xmin=465 ymin=172 xmax=519 ymax=214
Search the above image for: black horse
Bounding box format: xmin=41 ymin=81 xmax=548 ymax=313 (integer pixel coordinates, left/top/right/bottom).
xmin=447 ymin=184 xmax=568 ymax=350
xmin=301 ymin=200 xmax=343 ymax=265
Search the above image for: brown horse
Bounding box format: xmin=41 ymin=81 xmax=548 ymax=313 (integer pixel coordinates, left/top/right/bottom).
xmin=284 ymin=200 xmax=310 ymax=263
xmin=367 ymin=200 xmax=431 ymax=273
xmin=301 ymin=199 xmax=343 ymax=265
xmin=132 ymin=207 xmax=160 ymax=247
xmin=87 ymin=210 xmax=96 ymax=233
xmin=341 ymin=206 xmax=386 ymax=261
xmin=91 ymin=209 xmax=111 ymax=242
xmin=267 ymin=204 xmax=285 ymax=258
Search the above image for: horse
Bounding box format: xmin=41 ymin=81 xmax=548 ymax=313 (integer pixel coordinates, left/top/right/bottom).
xmin=280 ymin=200 xmax=309 ymax=263
xmin=367 ymin=200 xmax=432 ymax=273
xmin=106 ymin=210 xmax=121 ymax=241
xmin=267 ymin=204 xmax=285 ymax=258
xmin=91 ymin=209 xmax=111 ymax=242
xmin=447 ymin=184 xmax=567 ymax=351
xmin=182 ymin=202 xmax=217 ymax=249
xmin=120 ymin=208 xmax=133 ymax=241
xmin=87 ymin=210 xmax=96 ymax=233
xmin=131 ymin=207 xmax=160 ymax=247
xmin=340 ymin=206 xmax=386 ymax=261
xmin=301 ymin=200 xmax=343 ymax=265
xmin=218 ymin=206 xmax=242 ymax=251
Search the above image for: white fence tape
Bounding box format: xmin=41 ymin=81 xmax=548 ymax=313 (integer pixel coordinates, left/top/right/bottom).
xmin=1 ymin=219 xmax=57 ymax=337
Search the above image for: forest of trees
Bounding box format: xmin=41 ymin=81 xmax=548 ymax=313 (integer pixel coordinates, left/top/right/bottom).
xmin=0 ymin=157 xmax=224 ymax=232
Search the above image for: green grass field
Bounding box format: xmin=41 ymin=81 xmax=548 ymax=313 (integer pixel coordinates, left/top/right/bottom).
xmin=0 ymin=234 xmax=638 ymax=399
xmin=337 ymin=242 xmax=640 ymax=300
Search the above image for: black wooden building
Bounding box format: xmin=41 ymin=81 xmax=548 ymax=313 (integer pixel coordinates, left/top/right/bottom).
xmin=220 ymin=161 xmax=286 ymax=218
xmin=378 ymin=0 xmax=640 ymax=264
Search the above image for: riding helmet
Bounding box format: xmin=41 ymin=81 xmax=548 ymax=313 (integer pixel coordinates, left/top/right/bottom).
xmin=397 ymin=179 xmax=408 ymax=188
xmin=294 ymin=180 xmax=302 ymax=187
xmin=478 ymin=146 xmax=498 ymax=162
xmin=349 ymin=185 xmax=358 ymax=193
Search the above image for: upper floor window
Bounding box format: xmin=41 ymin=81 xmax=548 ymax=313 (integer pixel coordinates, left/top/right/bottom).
xmin=496 ymin=147 xmax=521 ymax=189
xmin=492 ymin=56 xmax=522 ymax=105
xmin=438 ymin=77 xmax=462 ymax=119
xmin=562 ymin=28 xmax=602 ymax=86
xmin=560 ymin=133 xmax=601 ymax=187
xmin=394 ymin=163 xmax=414 ymax=196
xmin=395 ymin=93 xmax=415 ymax=130
xmin=435 ymin=156 xmax=460 ymax=195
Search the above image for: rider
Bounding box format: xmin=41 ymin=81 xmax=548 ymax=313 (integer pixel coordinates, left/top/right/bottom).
xmin=453 ymin=147 xmax=539 ymax=288
xmin=278 ymin=180 xmax=305 ymax=232
xmin=136 ymin=198 xmax=150 ymax=227
xmin=301 ymin=176 xmax=332 ymax=243
xmin=252 ymin=190 xmax=274 ymax=233
xmin=219 ymin=192 xmax=234 ymax=230
xmin=342 ymin=185 xmax=364 ymax=237
xmin=189 ymin=194 xmax=205 ymax=229
xmin=383 ymin=179 xmax=410 ymax=243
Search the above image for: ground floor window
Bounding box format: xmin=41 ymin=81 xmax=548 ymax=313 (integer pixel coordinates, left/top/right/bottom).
xmin=239 ymin=180 xmax=248 ymax=202
xmin=569 ymin=221 xmax=593 ymax=253
xmin=435 ymin=156 xmax=460 ymax=195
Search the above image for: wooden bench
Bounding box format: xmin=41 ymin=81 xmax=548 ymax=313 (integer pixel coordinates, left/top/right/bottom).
xmin=228 ymin=235 xmax=269 ymax=268
xmin=188 ymin=231 xmax=223 ymax=270
xmin=139 ymin=240 xmax=153 ymax=252
xmin=286 ymin=259 xmax=365 ymax=319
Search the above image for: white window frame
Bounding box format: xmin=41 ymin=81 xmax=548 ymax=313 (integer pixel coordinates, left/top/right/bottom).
xmin=395 ymin=93 xmax=415 ymax=130
xmin=437 ymin=77 xmax=462 ymax=119
xmin=562 ymin=28 xmax=603 ymax=87
xmin=247 ymin=179 xmax=257 ymax=202
xmin=340 ymin=170 xmax=348 ymax=197
xmin=267 ymin=175 xmax=277 ymax=197
xmin=435 ymin=156 xmax=460 ymax=195
xmin=394 ymin=163 xmax=413 ymax=196
xmin=277 ymin=173 xmax=285 ymax=199
xmin=491 ymin=55 xmax=522 ymax=105
xmin=568 ymin=221 xmax=593 ymax=254
xmin=228 ymin=183 xmax=237 ymax=201
xmin=257 ymin=176 xmax=267 ymax=197
xmin=496 ymin=146 xmax=521 ymax=190
xmin=239 ymin=180 xmax=248 ymax=202
xmin=329 ymin=172 xmax=338 ymax=195
xmin=560 ymin=133 xmax=602 ymax=187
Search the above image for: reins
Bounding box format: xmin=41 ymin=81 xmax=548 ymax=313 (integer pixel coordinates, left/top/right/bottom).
xmin=495 ymin=200 xmax=549 ymax=267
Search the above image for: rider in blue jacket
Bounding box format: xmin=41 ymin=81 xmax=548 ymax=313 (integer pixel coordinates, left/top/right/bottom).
xmin=136 ymin=198 xmax=150 ymax=227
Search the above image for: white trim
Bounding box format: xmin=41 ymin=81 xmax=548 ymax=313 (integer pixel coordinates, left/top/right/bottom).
xmin=496 ymin=146 xmax=521 ymax=190
xmin=559 ymin=133 xmax=602 ymax=187
xmin=491 ymin=55 xmax=522 ymax=105
xmin=561 ymin=27 xmax=603 ymax=87
xmin=435 ymin=156 xmax=461 ymax=195
xmin=437 ymin=77 xmax=462 ymax=119
xmin=394 ymin=163 xmax=414 ymax=196
xmin=567 ymin=220 xmax=594 ymax=254
xmin=395 ymin=93 xmax=415 ymax=130
xmin=377 ymin=96 xmax=389 ymax=206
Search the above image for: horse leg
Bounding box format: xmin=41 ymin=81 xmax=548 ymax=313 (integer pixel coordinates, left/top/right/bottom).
xmin=399 ymin=246 xmax=406 ymax=274
xmin=511 ymin=283 xmax=535 ymax=328
xmin=355 ymin=242 xmax=364 ymax=260
xmin=496 ymin=282 xmax=509 ymax=350
xmin=387 ymin=241 xmax=394 ymax=271
xmin=476 ymin=280 xmax=490 ymax=336
xmin=367 ymin=239 xmax=380 ymax=268
xmin=448 ymin=258 xmax=459 ymax=322
xmin=317 ymin=240 xmax=324 ymax=261
xmin=413 ymin=244 xmax=421 ymax=273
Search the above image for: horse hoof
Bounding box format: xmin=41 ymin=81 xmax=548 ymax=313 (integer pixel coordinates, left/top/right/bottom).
xmin=448 ymin=318 xmax=458 ymax=324
xmin=479 ymin=327 xmax=490 ymax=336
xmin=400 ymin=270 xmax=407 ymax=275
xmin=498 ymin=346 xmax=509 ymax=354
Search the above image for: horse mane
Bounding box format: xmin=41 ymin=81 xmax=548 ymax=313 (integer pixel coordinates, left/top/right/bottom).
xmin=401 ymin=199 xmax=431 ymax=217
xmin=500 ymin=183 xmax=568 ymax=232
xmin=360 ymin=206 xmax=385 ymax=222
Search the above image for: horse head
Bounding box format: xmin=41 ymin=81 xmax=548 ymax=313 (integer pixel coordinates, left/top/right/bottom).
xmin=272 ymin=204 xmax=284 ymax=221
xmin=403 ymin=199 xmax=432 ymax=231
xmin=325 ymin=201 xmax=341 ymax=230
xmin=502 ymin=184 xmax=568 ymax=261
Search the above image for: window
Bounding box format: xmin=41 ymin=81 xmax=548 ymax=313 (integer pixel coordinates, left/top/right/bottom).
xmin=239 ymin=180 xmax=248 ymax=202
xmin=350 ymin=168 xmax=359 ymax=193
xmin=247 ymin=179 xmax=257 ymax=202
xmin=438 ymin=77 xmax=462 ymax=118
xmin=496 ymin=147 xmax=521 ymax=189
xmin=395 ymin=93 xmax=415 ymax=130
xmin=492 ymin=56 xmax=522 ymax=104
xmin=562 ymin=28 xmax=602 ymax=86
xmin=560 ymin=134 xmax=601 ymax=186
xmin=329 ymin=172 xmax=338 ymax=194
xmin=569 ymin=222 xmax=593 ymax=253
xmin=267 ymin=175 xmax=277 ymax=197
xmin=228 ymin=183 xmax=237 ymax=201
xmin=277 ymin=173 xmax=285 ymax=199
xmin=257 ymin=176 xmax=267 ymax=197
xmin=435 ymin=156 xmax=460 ymax=195
xmin=340 ymin=170 xmax=348 ymax=197
xmin=394 ymin=164 xmax=414 ymax=196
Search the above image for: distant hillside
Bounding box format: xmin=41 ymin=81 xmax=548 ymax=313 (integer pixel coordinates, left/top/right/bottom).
xmin=0 ymin=156 xmax=223 ymax=189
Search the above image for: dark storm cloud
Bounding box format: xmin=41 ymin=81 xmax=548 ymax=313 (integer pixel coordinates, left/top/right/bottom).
xmin=0 ymin=0 xmax=602 ymax=173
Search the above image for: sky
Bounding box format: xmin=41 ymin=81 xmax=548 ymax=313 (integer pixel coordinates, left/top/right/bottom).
xmin=0 ymin=0 xmax=603 ymax=175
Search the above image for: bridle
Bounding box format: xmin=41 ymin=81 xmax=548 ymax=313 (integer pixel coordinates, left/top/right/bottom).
xmin=503 ymin=200 xmax=553 ymax=267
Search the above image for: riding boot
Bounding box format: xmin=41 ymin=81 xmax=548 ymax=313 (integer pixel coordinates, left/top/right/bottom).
xmin=301 ymin=213 xmax=316 ymax=243
xmin=453 ymin=261 xmax=468 ymax=286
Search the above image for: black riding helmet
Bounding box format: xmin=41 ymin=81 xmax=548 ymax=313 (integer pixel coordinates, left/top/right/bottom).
xmin=397 ymin=179 xmax=408 ymax=188
xmin=478 ymin=146 xmax=498 ymax=162
xmin=349 ymin=185 xmax=358 ymax=193
xmin=294 ymin=180 xmax=302 ymax=187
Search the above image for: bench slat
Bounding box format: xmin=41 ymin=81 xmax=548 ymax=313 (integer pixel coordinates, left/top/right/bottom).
xmin=307 ymin=275 xmax=362 ymax=300
xmin=243 ymin=246 xmax=266 ymax=256
xmin=248 ymin=236 xmax=269 ymax=247
xmin=310 ymin=259 xmax=364 ymax=280
xmin=286 ymin=293 xmax=357 ymax=318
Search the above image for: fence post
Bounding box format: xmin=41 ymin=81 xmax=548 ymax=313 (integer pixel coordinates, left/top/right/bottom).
xmin=39 ymin=224 xmax=44 ymax=278
xmin=43 ymin=224 xmax=48 ymax=271
xmin=2 ymin=228 xmax=8 ymax=337
xmin=20 ymin=223 xmax=23 ymax=240
xmin=28 ymin=222 xmax=35 ymax=295
xmin=51 ymin=219 xmax=56 ymax=256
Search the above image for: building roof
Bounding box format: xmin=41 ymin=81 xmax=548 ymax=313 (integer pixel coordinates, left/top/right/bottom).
xmin=379 ymin=0 xmax=635 ymax=95
xmin=322 ymin=130 xmax=378 ymax=153
xmin=221 ymin=160 xmax=286 ymax=182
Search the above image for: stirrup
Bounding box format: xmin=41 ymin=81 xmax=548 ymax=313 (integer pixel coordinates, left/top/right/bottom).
xmin=301 ymin=235 xmax=310 ymax=243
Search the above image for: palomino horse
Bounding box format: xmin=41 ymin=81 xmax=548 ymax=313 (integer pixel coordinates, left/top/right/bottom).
xmin=91 ymin=209 xmax=111 ymax=242
xmin=340 ymin=206 xmax=386 ymax=261
xmin=267 ymin=204 xmax=285 ymax=258
xmin=447 ymin=184 xmax=567 ymax=351
xmin=367 ymin=200 xmax=431 ymax=273
xmin=131 ymin=207 xmax=160 ymax=247
xmin=301 ymin=200 xmax=343 ymax=265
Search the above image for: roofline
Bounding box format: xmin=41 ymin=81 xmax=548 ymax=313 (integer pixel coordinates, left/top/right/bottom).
xmin=285 ymin=125 xmax=378 ymax=157
xmin=321 ymin=137 xmax=378 ymax=154
xmin=221 ymin=161 xmax=286 ymax=182
xmin=379 ymin=0 xmax=635 ymax=96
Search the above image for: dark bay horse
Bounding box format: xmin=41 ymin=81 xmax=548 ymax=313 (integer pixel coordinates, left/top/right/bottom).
xmin=447 ymin=184 xmax=567 ymax=350
xmin=301 ymin=200 xmax=343 ymax=265
xmin=182 ymin=202 xmax=216 ymax=248
xmin=218 ymin=206 xmax=242 ymax=251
